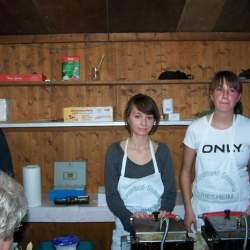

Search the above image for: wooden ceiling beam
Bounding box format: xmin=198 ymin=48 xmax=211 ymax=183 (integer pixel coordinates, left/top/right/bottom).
xmin=177 ymin=0 xmax=226 ymax=31
xmin=30 ymin=0 xmax=52 ymax=33
xmin=1 ymin=32 xmax=250 ymax=44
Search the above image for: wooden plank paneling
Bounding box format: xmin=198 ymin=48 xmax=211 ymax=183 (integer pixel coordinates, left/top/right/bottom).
xmin=0 ymin=34 xmax=250 ymax=249
xmin=4 ymin=125 xmax=191 ymax=193
xmin=2 ymin=33 xmax=250 ymax=44
xmin=3 ymin=82 xmax=249 ymax=194
xmin=115 ymin=83 xmax=211 ymax=119
xmin=0 ymin=38 xmax=249 ymax=192
xmin=1 ymin=40 xmax=250 ymax=81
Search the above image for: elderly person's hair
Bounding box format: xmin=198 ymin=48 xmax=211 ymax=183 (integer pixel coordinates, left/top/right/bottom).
xmin=0 ymin=170 xmax=27 ymax=239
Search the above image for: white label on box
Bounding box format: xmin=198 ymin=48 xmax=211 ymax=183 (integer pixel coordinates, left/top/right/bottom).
xmin=64 ymin=106 xmax=113 ymax=122
xmin=168 ymin=113 xmax=180 ymax=121
xmin=54 ymin=161 xmax=86 ymax=188
xmin=0 ymin=99 xmax=9 ymax=121
xmin=98 ymin=193 xmax=107 ymax=206
xmin=162 ymin=98 xmax=173 ymax=114
xmin=97 ymin=186 xmax=107 ymax=206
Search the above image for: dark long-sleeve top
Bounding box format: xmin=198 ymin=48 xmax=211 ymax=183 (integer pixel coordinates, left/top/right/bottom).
xmin=104 ymin=141 xmax=177 ymax=232
xmin=0 ymin=129 xmax=13 ymax=176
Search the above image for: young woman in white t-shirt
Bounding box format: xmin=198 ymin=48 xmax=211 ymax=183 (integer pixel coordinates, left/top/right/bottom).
xmin=180 ymin=70 xmax=250 ymax=230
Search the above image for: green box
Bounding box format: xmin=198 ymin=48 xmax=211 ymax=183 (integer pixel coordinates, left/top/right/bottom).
xmin=62 ymin=56 xmax=80 ymax=80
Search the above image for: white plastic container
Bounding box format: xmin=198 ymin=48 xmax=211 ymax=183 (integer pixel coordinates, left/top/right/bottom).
xmin=162 ymin=98 xmax=173 ymax=114
xmin=0 ymin=99 xmax=10 ymax=121
xmin=52 ymin=235 xmax=80 ymax=250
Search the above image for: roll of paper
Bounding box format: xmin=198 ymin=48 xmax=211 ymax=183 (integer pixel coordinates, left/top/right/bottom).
xmin=22 ymin=165 xmax=42 ymax=207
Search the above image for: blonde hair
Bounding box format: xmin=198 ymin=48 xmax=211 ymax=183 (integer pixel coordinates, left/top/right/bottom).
xmin=0 ymin=171 xmax=27 ymax=239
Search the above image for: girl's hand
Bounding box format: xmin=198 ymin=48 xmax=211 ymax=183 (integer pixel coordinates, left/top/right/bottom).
xmin=246 ymin=205 xmax=250 ymax=215
xmin=133 ymin=212 xmax=151 ymax=219
xmin=184 ymin=208 xmax=196 ymax=231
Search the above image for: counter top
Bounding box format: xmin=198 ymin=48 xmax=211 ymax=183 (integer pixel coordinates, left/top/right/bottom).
xmin=25 ymin=194 xmax=115 ymax=222
xmin=25 ymin=193 xmax=184 ymax=223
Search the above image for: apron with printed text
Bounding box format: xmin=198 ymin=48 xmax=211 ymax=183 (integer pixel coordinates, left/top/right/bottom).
xmin=192 ymin=113 xmax=249 ymax=229
xmin=111 ymin=139 xmax=164 ymax=250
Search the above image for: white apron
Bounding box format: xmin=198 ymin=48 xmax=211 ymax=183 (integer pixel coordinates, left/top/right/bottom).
xmin=192 ymin=113 xmax=249 ymax=229
xmin=111 ymin=139 xmax=164 ymax=250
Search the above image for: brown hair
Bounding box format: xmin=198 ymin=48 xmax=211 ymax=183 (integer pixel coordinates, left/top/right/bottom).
xmin=210 ymin=70 xmax=243 ymax=114
xmin=124 ymin=93 xmax=160 ymax=135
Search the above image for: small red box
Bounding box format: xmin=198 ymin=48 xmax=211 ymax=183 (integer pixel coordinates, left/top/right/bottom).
xmin=0 ymin=73 xmax=46 ymax=82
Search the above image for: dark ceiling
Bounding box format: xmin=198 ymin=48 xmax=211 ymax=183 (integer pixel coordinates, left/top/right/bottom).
xmin=0 ymin=0 xmax=250 ymax=35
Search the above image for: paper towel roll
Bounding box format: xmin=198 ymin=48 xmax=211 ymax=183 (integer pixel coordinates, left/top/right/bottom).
xmin=22 ymin=165 xmax=42 ymax=207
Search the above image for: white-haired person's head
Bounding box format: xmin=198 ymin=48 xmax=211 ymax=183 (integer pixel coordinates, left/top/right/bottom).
xmin=0 ymin=170 xmax=27 ymax=250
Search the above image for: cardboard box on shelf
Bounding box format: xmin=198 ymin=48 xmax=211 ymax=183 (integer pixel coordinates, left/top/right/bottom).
xmin=168 ymin=113 xmax=180 ymax=121
xmin=0 ymin=99 xmax=10 ymax=121
xmin=97 ymin=186 xmax=107 ymax=207
xmin=61 ymin=56 xmax=80 ymax=80
xmin=63 ymin=106 xmax=113 ymax=122
xmin=48 ymin=161 xmax=87 ymax=201
xmin=0 ymin=73 xmax=46 ymax=82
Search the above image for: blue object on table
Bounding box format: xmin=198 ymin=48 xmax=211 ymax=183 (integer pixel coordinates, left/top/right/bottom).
xmin=48 ymin=161 xmax=87 ymax=201
xmin=36 ymin=240 xmax=94 ymax=250
xmin=52 ymin=235 xmax=79 ymax=248
xmin=48 ymin=188 xmax=86 ymax=201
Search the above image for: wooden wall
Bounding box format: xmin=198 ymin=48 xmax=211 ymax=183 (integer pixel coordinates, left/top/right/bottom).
xmin=1 ymin=33 xmax=250 ymax=82
xmin=1 ymin=33 xmax=250 ymax=249
xmin=0 ymin=83 xmax=221 ymax=193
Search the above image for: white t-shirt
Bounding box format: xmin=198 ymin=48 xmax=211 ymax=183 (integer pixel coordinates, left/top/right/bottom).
xmin=184 ymin=114 xmax=250 ymax=177
xmin=183 ymin=114 xmax=250 ymax=226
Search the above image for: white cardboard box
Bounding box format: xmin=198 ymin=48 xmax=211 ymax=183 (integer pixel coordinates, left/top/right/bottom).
xmin=97 ymin=186 xmax=107 ymax=206
xmin=0 ymin=99 xmax=10 ymax=121
xmin=168 ymin=113 xmax=180 ymax=121
xmin=162 ymin=98 xmax=173 ymax=114
xmin=64 ymin=106 xmax=113 ymax=122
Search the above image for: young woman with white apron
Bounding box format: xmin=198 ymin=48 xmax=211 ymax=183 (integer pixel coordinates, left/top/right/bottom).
xmin=111 ymin=139 xmax=164 ymax=250
xmin=192 ymin=113 xmax=249 ymax=229
xmin=181 ymin=71 xmax=250 ymax=232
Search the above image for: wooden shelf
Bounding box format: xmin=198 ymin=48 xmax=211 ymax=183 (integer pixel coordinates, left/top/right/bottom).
xmin=0 ymin=120 xmax=192 ymax=128
xmin=0 ymin=79 xmax=249 ymax=87
xmin=0 ymin=79 xmax=213 ymax=87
